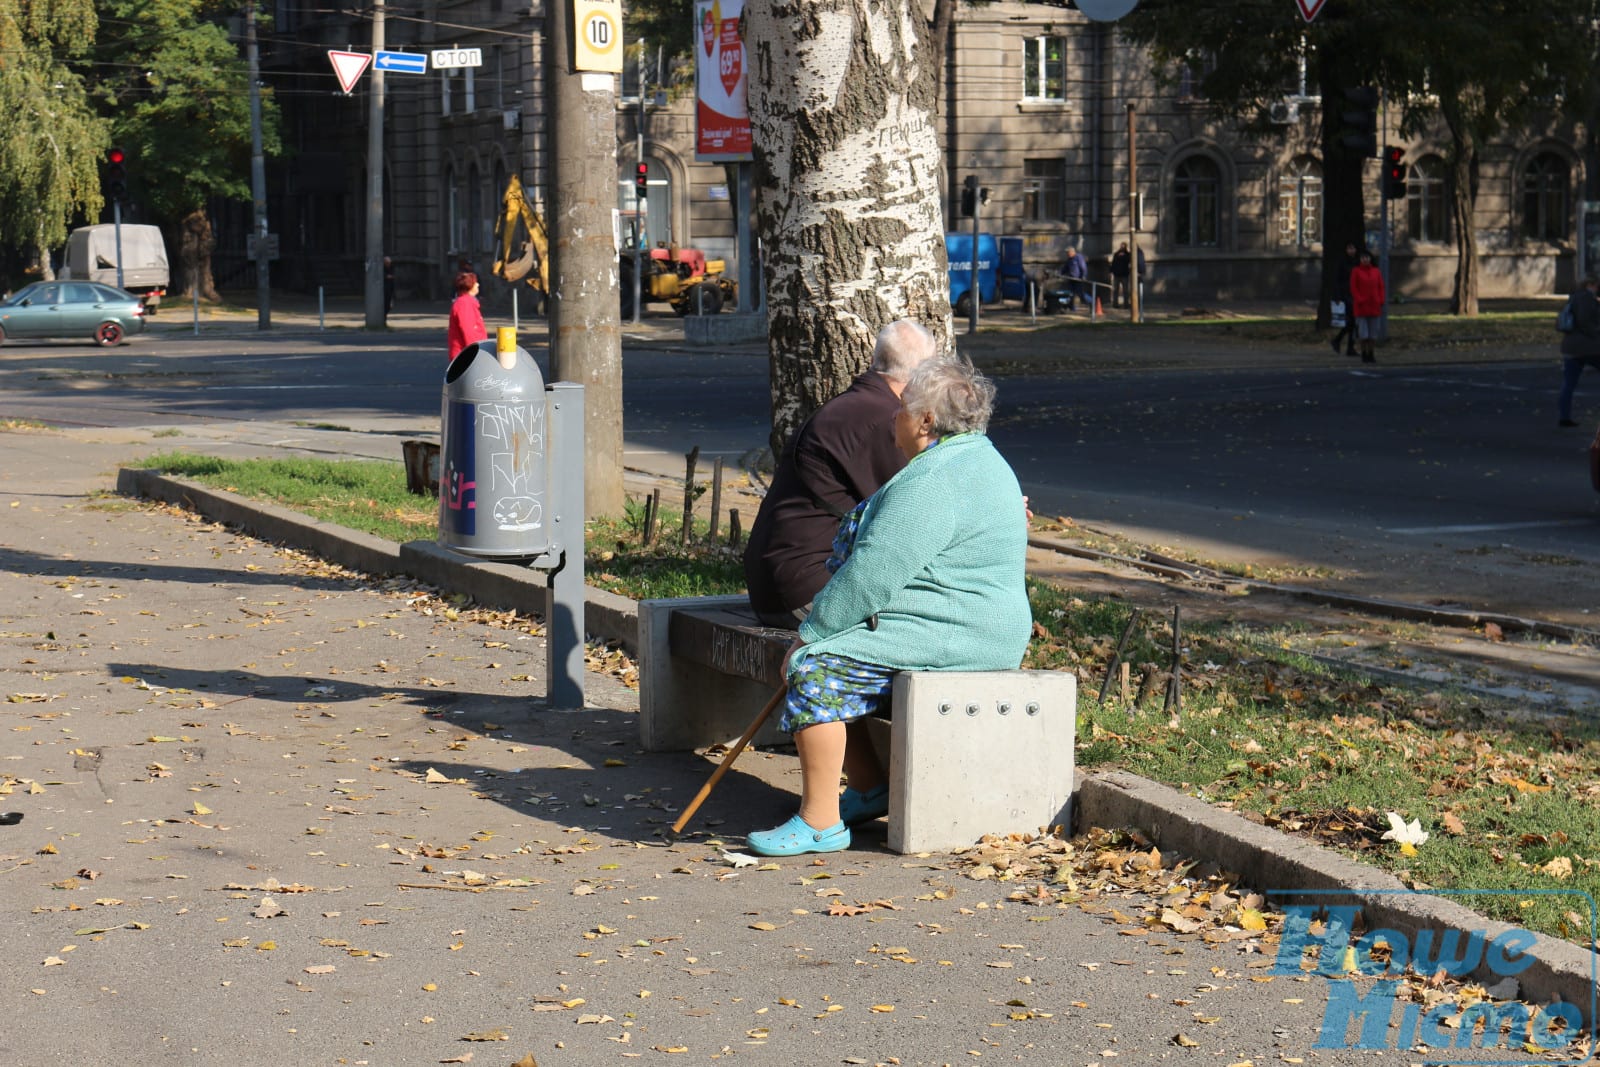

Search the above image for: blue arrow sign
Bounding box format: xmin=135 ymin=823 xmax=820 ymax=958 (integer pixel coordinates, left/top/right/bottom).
xmin=374 ymin=50 xmax=427 ymax=74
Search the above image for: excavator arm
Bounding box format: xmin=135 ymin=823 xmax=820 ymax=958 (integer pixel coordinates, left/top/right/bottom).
xmin=492 ymin=174 xmax=550 ymax=295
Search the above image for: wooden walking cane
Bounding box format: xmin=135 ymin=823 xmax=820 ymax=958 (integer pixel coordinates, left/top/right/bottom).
xmin=670 ymin=685 xmax=787 ymax=836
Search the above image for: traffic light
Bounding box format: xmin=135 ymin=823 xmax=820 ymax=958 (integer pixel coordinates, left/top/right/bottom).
xmin=635 ymin=162 xmax=648 ymax=197
xmin=960 ymin=174 xmax=977 ymax=217
xmin=1382 ymin=145 xmax=1407 ymax=200
xmin=105 ymin=147 xmax=128 ymax=202
xmin=1338 ymin=86 xmax=1378 ymax=158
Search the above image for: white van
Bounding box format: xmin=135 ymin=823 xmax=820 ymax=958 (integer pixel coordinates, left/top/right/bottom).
xmin=64 ymin=224 xmax=170 ymax=313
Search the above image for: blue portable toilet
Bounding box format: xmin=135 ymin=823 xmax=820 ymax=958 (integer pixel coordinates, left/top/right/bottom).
xmin=946 ymin=233 xmax=999 ymax=308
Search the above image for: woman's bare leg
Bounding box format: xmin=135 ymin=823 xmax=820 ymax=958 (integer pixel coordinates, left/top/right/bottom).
xmin=842 ymin=720 xmax=886 ymax=793
xmin=795 ymin=720 xmax=846 ymax=829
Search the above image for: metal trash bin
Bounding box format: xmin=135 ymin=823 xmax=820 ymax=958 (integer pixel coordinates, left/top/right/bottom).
xmin=439 ymin=328 xmax=549 ymax=558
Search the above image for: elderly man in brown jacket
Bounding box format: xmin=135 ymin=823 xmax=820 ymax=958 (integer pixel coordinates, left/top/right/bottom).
xmin=743 ymin=319 xmax=939 ymax=628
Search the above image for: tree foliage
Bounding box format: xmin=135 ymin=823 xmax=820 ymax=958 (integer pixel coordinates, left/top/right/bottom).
xmin=92 ymin=0 xmax=280 ymax=297
xmin=93 ymin=0 xmax=277 ymax=222
xmin=0 ymin=0 xmax=109 ymax=264
xmin=1119 ymin=0 xmax=1599 ymax=316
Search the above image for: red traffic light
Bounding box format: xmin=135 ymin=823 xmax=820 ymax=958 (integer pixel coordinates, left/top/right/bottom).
xmin=107 ymin=147 xmax=126 ymax=165
xmin=635 ymin=162 xmax=649 ymax=195
xmin=1381 ymin=145 xmax=1406 ymax=201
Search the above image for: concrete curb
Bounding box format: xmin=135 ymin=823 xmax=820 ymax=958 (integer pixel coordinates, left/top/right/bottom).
xmin=115 ymin=469 xmax=640 ymax=654
xmin=1077 ymin=771 xmax=1596 ymax=1018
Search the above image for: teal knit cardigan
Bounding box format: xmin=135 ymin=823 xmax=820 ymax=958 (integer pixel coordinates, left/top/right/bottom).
xmin=794 ymin=432 xmax=1031 ymax=674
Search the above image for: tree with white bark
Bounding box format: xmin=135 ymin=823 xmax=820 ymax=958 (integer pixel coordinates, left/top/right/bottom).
xmin=745 ymin=0 xmax=953 ymax=455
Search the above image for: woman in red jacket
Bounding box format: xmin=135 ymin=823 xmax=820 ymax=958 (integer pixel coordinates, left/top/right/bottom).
xmin=1348 ymin=250 xmax=1385 ymax=364
xmin=447 ymin=271 xmax=487 ymax=361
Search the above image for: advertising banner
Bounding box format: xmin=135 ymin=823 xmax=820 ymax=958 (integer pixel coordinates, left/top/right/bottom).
xmin=694 ymin=0 xmax=751 ymax=161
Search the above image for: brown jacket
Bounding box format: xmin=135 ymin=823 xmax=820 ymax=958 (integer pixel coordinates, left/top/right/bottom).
xmin=743 ymin=372 xmax=907 ymax=615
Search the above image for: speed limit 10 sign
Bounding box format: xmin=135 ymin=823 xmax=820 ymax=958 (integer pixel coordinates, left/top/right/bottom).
xmin=572 ymin=0 xmax=623 ymax=73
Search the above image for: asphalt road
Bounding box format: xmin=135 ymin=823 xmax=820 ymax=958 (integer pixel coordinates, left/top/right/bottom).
xmin=2 ymin=319 xmax=1597 ymax=617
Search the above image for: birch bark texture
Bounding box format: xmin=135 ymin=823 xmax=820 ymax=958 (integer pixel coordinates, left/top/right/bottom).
xmin=745 ymin=0 xmax=951 ymax=456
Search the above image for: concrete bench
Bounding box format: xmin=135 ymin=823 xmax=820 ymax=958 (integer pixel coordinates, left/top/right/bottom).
xmin=638 ymin=595 xmax=1076 ymax=853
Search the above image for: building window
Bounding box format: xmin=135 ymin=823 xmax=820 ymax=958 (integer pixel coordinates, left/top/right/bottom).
xmin=442 ymin=69 xmax=454 ymax=117
xmin=1277 ymin=156 xmax=1322 ymax=248
xmin=1022 ymin=37 xmax=1065 ymax=102
xmin=1406 ymin=155 xmax=1448 ymax=243
xmin=1173 ymin=156 xmax=1220 ymax=247
xmin=463 ymin=66 xmax=476 ymax=114
xmin=1023 ymin=158 xmax=1065 ymax=221
xmin=1177 ymin=52 xmax=1218 ymax=100
xmin=1521 ymin=152 xmax=1568 ymax=243
xmin=447 ymin=167 xmax=465 ymax=252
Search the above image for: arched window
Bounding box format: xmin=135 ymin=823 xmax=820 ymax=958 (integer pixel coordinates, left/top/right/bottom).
xmin=1173 ymin=156 xmax=1220 ymax=247
xmin=1406 ymin=156 xmax=1448 ymax=244
xmin=1277 ymin=156 xmax=1322 ymax=248
xmin=1521 ymin=152 xmax=1569 ymax=243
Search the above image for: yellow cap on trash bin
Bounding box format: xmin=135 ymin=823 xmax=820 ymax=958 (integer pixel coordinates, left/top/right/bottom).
xmin=496 ymin=326 xmax=517 ymax=368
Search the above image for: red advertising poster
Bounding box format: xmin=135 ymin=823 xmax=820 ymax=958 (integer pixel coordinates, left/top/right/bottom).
xmin=694 ymin=0 xmax=751 ymax=161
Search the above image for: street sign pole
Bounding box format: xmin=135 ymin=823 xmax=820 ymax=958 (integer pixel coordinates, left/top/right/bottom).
xmin=364 ymin=0 xmax=387 ymax=330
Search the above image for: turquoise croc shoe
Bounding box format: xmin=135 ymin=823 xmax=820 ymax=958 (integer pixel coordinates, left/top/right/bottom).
xmin=747 ymin=813 xmax=850 ymax=857
xmin=839 ymin=784 xmax=889 ymax=827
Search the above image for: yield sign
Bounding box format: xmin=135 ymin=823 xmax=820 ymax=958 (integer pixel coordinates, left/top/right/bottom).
xmin=328 ymin=50 xmax=372 ymax=94
xmin=1295 ymin=0 xmax=1327 ymax=20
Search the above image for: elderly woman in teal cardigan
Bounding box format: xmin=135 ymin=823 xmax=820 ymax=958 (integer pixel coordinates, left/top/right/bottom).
xmin=748 ymin=357 xmax=1032 ymax=857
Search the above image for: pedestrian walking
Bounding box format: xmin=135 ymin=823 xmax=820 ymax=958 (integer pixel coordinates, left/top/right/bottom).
xmin=1348 ymin=250 xmax=1384 ymax=364
xmin=1558 ymin=275 xmax=1600 ymax=428
xmin=447 ymin=271 xmax=487 ymax=361
xmin=1329 ymin=242 xmax=1361 ymax=357
xmin=1110 ymin=243 xmax=1132 ymax=308
xmin=1060 ymin=247 xmax=1089 ymax=312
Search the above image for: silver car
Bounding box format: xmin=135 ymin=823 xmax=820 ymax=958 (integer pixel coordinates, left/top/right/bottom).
xmin=0 ymin=280 xmax=147 ymax=346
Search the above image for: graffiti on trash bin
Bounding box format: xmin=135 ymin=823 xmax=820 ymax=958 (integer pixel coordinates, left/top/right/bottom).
xmin=475 ymin=401 xmax=546 ymax=532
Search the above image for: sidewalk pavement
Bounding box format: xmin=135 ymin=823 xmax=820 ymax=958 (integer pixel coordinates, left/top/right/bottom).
xmin=2 ymin=425 xmax=1593 ymax=1064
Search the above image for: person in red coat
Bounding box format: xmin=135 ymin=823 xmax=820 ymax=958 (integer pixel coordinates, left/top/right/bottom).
xmin=1348 ymin=250 xmax=1385 ymax=364
xmin=447 ymin=271 xmax=487 ymax=361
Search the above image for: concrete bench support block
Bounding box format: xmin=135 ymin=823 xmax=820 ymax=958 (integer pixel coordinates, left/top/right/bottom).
xmin=888 ymin=670 xmax=1076 ymax=854
xmin=638 ymin=595 xmax=789 ymax=752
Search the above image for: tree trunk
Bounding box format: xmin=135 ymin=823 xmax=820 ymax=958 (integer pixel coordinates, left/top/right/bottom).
xmin=746 ymin=0 xmax=952 ymax=457
xmin=35 ymin=231 xmax=56 ymax=281
xmin=178 ymin=208 xmax=220 ymax=302
xmin=1316 ymin=56 xmax=1369 ymax=330
xmin=1444 ymin=125 xmax=1479 ymax=316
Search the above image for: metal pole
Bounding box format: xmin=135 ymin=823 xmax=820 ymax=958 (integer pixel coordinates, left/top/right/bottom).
xmin=544 ymin=381 xmax=586 ymax=709
xmin=318 ymin=286 xmax=325 ymax=330
xmin=247 ymin=0 xmax=271 ymax=329
xmin=632 ymin=39 xmax=644 ymax=327
xmin=112 ymin=199 xmax=124 ymax=290
xmin=192 ymin=280 xmax=199 ymax=335
xmin=1128 ymin=103 xmax=1141 ymax=324
xmin=1378 ymin=89 xmax=1390 ymax=343
xmin=363 ymin=0 xmax=386 ymax=330
xmin=513 ymin=287 xmax=519 ymax=330
xmin=968 ymin=182 xmax=979 ymax=334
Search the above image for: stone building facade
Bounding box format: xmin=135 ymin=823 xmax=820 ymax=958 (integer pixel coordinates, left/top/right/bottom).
xmin=229 ymin=0 xmax=1590 ymax=309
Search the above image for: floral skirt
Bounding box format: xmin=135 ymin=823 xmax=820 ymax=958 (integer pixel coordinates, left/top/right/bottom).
xmin=780 ymin=651 xmax=896 ymax=733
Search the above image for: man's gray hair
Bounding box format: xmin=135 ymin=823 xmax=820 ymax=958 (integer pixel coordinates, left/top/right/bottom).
xmin=869 ymin=318 xmax=938 ymax=381
xmin=901 ymin=357 xmax=996 ymax=436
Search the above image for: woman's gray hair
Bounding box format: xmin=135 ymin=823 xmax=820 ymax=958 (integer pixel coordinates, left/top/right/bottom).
xmin=901 ymin=357 xmax=996 ymax=436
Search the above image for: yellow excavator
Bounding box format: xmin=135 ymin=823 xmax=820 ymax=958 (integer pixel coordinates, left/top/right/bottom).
xmin=492 ymin=175 xmax=550 ymax=311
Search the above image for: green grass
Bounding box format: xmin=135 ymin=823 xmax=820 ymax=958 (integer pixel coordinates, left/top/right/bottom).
xmin=131 ymin=452 xmax=1600 ymax=942
xmin=1027 ymin=581 xmax=1600 ymax=942
xmin=136 ymin=451 xmax=745 ymax=601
